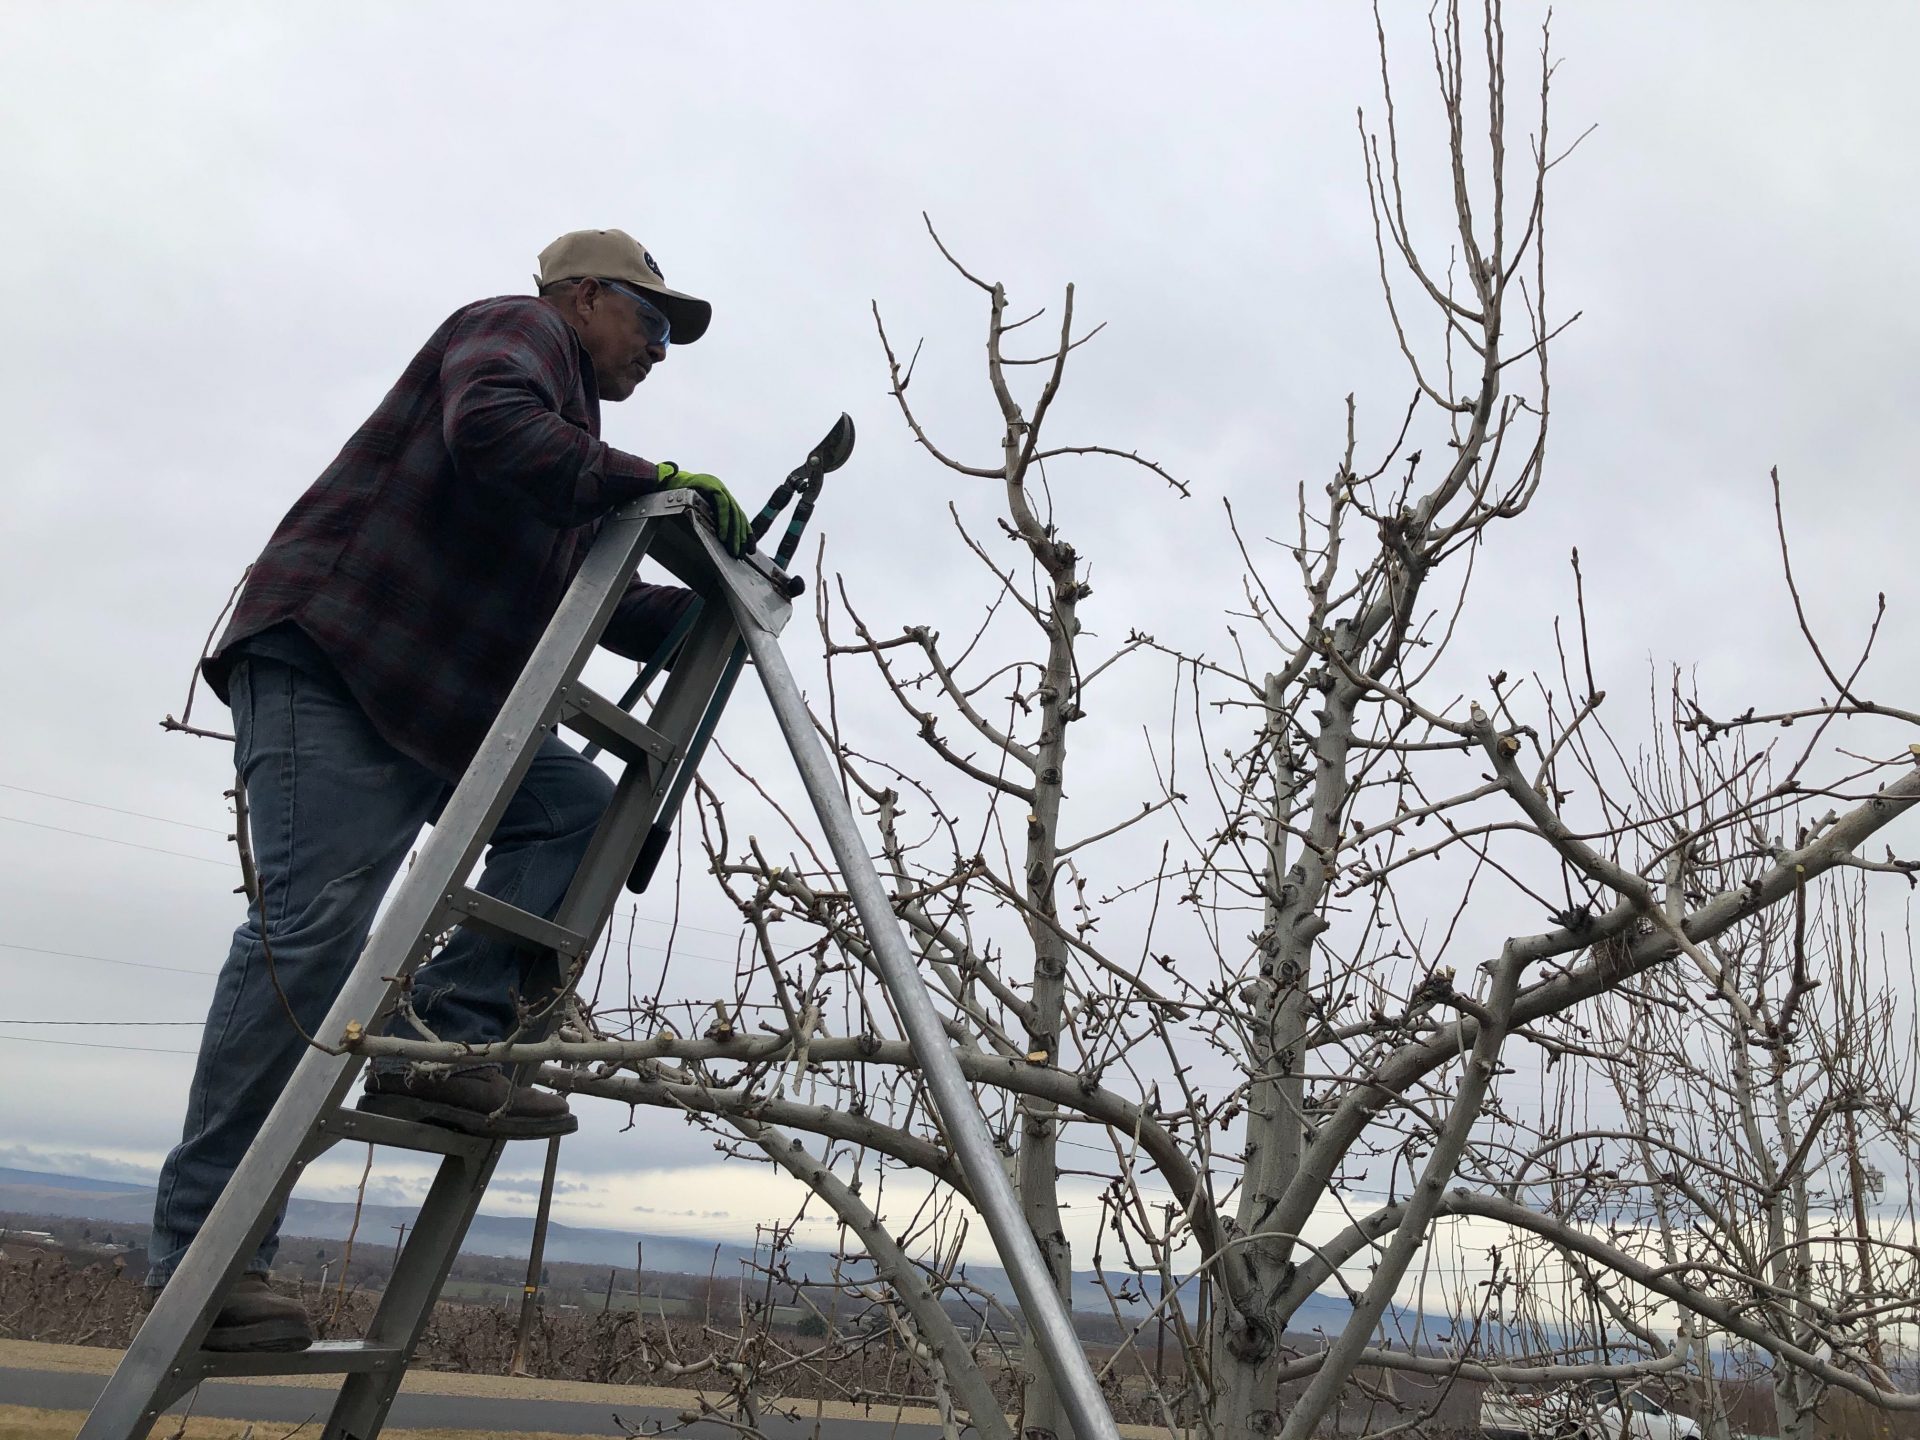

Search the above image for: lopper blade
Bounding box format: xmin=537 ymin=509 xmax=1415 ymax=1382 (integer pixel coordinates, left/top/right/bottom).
xmin=808 ymin=412 xmax=856 ymax=474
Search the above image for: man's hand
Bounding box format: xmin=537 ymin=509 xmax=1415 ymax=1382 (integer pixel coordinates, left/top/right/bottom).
xmin=657 ymin=463 xmax=749 ymax=557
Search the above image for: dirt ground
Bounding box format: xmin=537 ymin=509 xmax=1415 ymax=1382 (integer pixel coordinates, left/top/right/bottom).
xmin=0 ymin=1408 xmax=599 ymax=1440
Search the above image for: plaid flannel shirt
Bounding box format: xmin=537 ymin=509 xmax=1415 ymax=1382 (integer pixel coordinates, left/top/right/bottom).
xmin=206 ymin=295 xmax=691 ymax=781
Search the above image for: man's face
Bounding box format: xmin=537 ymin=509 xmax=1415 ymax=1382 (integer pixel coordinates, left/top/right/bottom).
xmin=575 ymin=279 xmax=669 ymax=401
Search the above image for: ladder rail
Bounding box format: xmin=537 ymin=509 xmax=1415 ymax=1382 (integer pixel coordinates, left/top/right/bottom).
xmin=83 ymin=481 xmax=1119 ymax=1440
xmin=716 ymin=537 xmax=1122 ymax=1440
xmin=325 ymin=1142 xmax=506 ymax=1438
xmin=80 ymin=504 xmax=671 ymax=1439
xmin=548 ymin=600 xmax=743 ymax=943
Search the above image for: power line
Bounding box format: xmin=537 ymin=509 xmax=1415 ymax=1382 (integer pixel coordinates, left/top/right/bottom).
xmin=604 ymin=904 xmax=741 ymax=944
xmin=0 ymin=778 xmax=759 ymax=944
xmin=0 ymin=1019 xmax=202 ymax=1027
xmin=0 ymin=813 xmax=231 ymax=868
xmin=0 ymin=781 xmax=227 ymax=835
xmin=0 ymin=794 xmax=743 ymax=943
xmin=0 ymin=931 xmax=735 ymax=980
xmin=1051 ymin=1133 xmax=1407 ymax=1200
xmin=0 ymin=941 xmax=217 ymax=978
xmin=0 ymin=1033 xmax=197 ymax=1056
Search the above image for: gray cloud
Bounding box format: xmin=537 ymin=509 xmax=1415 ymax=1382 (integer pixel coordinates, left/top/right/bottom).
xmin=3 ymin=1 xmax=1917 ymax=1241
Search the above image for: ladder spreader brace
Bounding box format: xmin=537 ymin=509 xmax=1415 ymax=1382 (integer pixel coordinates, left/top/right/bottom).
xmin=82 ymin=426 xmax=1119 ymax=1440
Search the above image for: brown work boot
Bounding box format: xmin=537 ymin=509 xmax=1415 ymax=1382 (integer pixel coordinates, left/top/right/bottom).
xmin=146 ymin=1272 xmax=314 ymax=1353
xmin=359 ymin=1065 xmax=577 ymax=1138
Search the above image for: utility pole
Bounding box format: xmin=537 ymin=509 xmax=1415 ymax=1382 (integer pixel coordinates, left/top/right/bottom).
xmin=510 ymin=1133 xmax=564 ymax=1377
xmin=389 ymin=1224 xmax=408 ymax=1278
xmin=1195 ymin=1257 xmax=1211 ymax=1432
xmin=1156 ymin=1201 xmax=1175 ymax=1387
xmin=1841 ymin=1104 xmax=1890 ymax=1399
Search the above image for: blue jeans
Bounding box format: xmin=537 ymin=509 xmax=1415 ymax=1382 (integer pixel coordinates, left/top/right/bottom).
xmin=148 ymin=656 xmax=613 ymax=1284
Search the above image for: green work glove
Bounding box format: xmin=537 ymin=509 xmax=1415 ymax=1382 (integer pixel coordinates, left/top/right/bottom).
xmin=657 ymin=463 xmax=750 ymax=557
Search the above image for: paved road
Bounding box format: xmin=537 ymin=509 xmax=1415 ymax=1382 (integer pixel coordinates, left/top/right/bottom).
xmin=1 ymin=1366 xmax=946 ymax=1439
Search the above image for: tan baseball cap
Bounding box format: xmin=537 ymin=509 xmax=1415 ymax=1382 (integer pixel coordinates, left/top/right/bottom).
xmin=536 ymin=228 xmax=712 ymax=344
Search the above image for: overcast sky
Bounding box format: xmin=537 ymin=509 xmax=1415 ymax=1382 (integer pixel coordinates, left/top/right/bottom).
xmin=3 ymin=2 xmax=1919 ymax=1301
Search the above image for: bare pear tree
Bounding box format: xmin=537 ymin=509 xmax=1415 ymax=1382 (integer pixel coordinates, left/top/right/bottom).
xmin=1569 ymin=783 xmax=1920 ymax=1440
xmin=1152 ymin=6 xmax=1920 ymax=1435
xmin=358 ymin=5 xmax=1920 ymax=1439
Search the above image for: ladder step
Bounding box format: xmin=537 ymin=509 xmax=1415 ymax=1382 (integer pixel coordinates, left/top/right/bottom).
xmin=317 ymin=1105 xmax=495 ymax=1159
xmin=557 ymin=682 xmax=678 ymax=765
xmin=444 ymin=887 xmax=587 ymax=957
xmin=79 ymin=498 xmax=801 ymax=1440
xmin=184 ymin=1340 xmax=407 ymax=1382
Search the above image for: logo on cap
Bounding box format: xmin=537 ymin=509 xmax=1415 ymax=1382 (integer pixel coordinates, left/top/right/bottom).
xmin=642 ymin=249 xmax=664 ymax=280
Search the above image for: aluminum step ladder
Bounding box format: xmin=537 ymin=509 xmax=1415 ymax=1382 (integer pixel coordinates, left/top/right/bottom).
xmin=80 ymin=420 xmax=1118 ymax=1440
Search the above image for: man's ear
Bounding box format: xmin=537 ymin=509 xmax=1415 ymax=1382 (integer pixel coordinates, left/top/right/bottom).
xmin=540 ymin=280 xmax=593 ymax=337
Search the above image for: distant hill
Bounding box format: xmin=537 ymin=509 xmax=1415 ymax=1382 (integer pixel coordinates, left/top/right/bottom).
xmin=0 ymin=1163 xmax=1417 ymax=1337
xmin=0 ymin=1166 xmax=150 ymax=1194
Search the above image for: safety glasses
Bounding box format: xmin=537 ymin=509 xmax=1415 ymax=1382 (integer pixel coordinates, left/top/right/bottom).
xmin=598 ymin=278 xmax=672 ymax=348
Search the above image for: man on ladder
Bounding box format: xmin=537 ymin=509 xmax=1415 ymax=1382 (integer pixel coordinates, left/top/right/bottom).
xmin=147 ymin=228 xmax=749 ymax=1354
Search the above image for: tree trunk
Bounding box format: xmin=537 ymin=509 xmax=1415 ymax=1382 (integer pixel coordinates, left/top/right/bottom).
xmin=1016 ymin=562 xmax=1081 ymax=1440
xmin=1212 ymin=676 xmax=1311 ymax=1439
